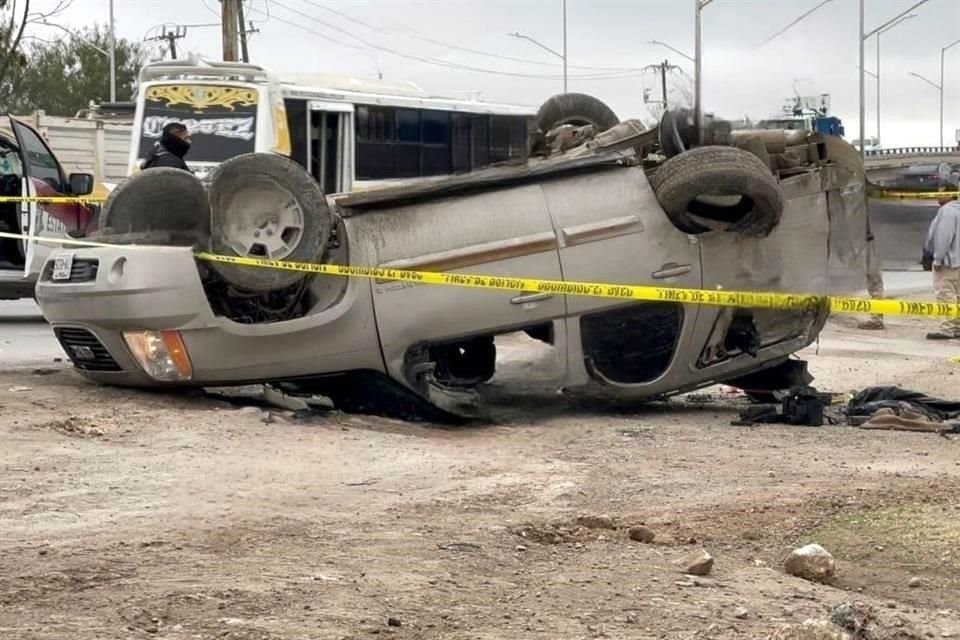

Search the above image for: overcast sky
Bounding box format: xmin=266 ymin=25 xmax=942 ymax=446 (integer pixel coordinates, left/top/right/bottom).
xmin=29 ymin=0 xmax=960 ymax=147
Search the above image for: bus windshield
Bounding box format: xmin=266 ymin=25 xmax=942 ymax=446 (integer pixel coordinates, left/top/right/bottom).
xmin=136 ymin=83 xmax=260 ymax=165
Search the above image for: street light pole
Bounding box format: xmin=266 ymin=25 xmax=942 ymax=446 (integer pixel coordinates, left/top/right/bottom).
xmin=648 ymin=40 xmax=695 ymax=63
xmin=694 ymin=0 xmax=713 ymax=145
xmin=42 ymin=18 xmax=115 ymax=101
xmin=865 ymin=14 xmax=916 ymax=147
xmin=108 ymin=0 xmax=116 ymax=103
xmin=940 ymin=38 xmax=960 ymax=148
xmin=859 ymin=0 xmax=864 ymax=158
xmin=908 ymin=71 xmax=943 ymax=146
xmin=860 ymin=0 xmax=930 ymax=157
xmin=562 ymin=0 xmax=567 ymax=93
xmin=507 ymin=29 xmax=567 ymax=92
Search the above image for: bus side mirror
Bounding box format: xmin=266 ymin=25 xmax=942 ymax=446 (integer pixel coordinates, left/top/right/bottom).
xmin=69 ymin=172 xmax=94 ymax=195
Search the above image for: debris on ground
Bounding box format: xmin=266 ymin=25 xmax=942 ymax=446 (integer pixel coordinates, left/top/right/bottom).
xmin=784 ymin=543 xmax=835 ymax=583
xmin=733 ymin=386 xmax=832 ymax=426
xmin=678 ymin=549 xmax=714 ymax=575
xmin=576 ymin=514 xmax=615 ymax=530
xmin=846 ymin=387 xmax=960 ymax=433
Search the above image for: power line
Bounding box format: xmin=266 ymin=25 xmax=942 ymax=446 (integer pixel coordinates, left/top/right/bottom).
xmin=294 ymin=0 xmax=642 ymax=73
xmin=249 ymin=5 xmax=364 ymax=50
xmin=267 ymin=0 xmax=642 ymax=81
xmin=756 ymin=0 xmax=834 ymax=48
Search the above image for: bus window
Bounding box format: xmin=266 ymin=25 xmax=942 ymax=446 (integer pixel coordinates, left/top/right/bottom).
xmin=489 ymin=116 xmax=511 ymax=163
xmin=284 ymin=98 xmax=308 ymax=170
xmin=354 ymin=106 xmax=528 ymax=181
xmin=471 ymin=115 xmax=489 ymax=169
xmin=422 ymin=110 xmax=451 ymax=176
xmin=136 ymin=84 xmax=259 ymax=166
xmin=451 ymin=114 xmax=471 ymax=174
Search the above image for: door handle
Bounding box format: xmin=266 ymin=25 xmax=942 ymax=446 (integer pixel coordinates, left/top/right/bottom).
xmin=510 ymin=292 xmax=554 ymax=305
xmin=652 ymin=263 xmax=692 ymax=279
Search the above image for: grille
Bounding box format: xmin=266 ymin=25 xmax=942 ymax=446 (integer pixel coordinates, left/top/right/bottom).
xmin=54 ymin=327 xmax=122 ymax=372
xmin=42 ymin=258 xmax=99 ymax=283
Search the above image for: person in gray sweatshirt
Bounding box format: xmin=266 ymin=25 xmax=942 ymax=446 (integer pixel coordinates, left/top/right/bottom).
xmin=923 ymin=179 xmax=960 ymax=340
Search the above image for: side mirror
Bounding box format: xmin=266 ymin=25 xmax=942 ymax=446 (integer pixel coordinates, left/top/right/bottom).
xmin=69 ymin=172 xmax=94 ymax=196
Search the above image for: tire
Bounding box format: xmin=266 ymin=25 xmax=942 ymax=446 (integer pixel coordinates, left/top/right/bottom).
xmin=207 ymin=153 xmax=331 ymax=293
xmin=650 ymin=146 xmax=785 ymax=237
xmin=98 ymin=168 xmax=209 ymax=243
xmin=536 ymin=93 xmax=619 ymax=134
xmin=658 ymin=108 xmax=693 ymax=159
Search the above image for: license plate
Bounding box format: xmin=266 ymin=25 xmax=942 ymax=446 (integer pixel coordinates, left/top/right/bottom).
xmin=52 ymin=253 xmax=74 ymax=281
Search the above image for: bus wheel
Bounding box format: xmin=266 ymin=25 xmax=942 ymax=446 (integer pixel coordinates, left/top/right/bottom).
xmin=207 ymin=153 xmax=331 ymax=293
xmin=99 ymin=168 xmax=210 ymax=240
xmin=536 ymin=93 xmax=620 ymax=135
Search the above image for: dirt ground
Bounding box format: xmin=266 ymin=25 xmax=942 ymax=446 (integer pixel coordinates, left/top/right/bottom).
xmin=3 ymin=313 xmax=960 ymax=639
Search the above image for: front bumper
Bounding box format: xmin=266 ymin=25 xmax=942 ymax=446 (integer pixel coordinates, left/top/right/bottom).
xmin=36 ymin=246 xmax=384 ymax=387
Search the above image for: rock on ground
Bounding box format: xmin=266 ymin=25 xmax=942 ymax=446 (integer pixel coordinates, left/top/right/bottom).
xmin=767 ymin=620 xmax=852 ymax=640
xmin=678 ymin=549 xmax=714 ymax=576
xmin=628 ymin=525 xmax=656 ymax=543
xmin=785 ymin=543 xmax=836 ymax=583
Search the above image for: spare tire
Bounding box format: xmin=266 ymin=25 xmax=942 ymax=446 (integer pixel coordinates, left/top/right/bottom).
xmin=650 ymin=146 xmax=785 ymax=237
xmin=536 ymin=93 xmax=619 ymax=134
xmin=207 ymin=153 xmax=331 ymax=293
xmin=99 ymin=168 xmax=209 ymax=243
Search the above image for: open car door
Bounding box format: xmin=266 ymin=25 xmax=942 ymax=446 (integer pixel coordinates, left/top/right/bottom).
xmin=8 ymin=117 xmax=77 ymax=281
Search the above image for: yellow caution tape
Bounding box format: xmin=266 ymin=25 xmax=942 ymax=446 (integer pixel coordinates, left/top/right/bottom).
xmin=869 ymin=189 xmax=960 ymax=200
xmin=0 ymin=195 xmax=106 ymax=204
xmin=195 ymin=251 xmax=952 ymax=317
xmin=0 ymin=230 xmax=948 ymax=318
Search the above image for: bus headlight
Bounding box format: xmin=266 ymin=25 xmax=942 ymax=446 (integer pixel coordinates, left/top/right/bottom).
xmin=122 ymin=330 xmax=193 ymax=382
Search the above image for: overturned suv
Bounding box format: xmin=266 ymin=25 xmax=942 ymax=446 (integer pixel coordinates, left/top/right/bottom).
xmin=36 ymin=97 xmax=869 ymax=421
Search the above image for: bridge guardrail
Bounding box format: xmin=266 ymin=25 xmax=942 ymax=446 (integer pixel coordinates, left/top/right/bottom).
xmin=864 ymin=146 xmax=960 ymax=158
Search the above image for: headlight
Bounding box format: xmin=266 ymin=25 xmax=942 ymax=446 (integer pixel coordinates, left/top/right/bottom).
xmin=122 ymin=330 xmax=193 ymax=382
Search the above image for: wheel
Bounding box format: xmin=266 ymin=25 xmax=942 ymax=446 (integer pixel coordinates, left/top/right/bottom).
xmin=536 ymin=93 xmax=619 ymax=134
xmin=650 ymin=146 xmax=785 ymax=237
xmin=207 ymin=153 xmax=331 ymax=293
xmin=98 ymin=168 xmax=209 ymax=242
xmin=658 ymin=108 xmax=693 ymax=159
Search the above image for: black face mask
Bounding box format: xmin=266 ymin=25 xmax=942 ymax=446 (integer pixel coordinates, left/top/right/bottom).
xmin=161 ymin=131 xmax=190 ymax=158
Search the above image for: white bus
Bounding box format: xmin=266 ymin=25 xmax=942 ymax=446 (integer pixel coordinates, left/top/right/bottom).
xmin=128 ymin=55 xmax=537 ymax=193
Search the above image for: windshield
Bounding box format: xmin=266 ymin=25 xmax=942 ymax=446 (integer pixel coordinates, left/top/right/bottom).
xmin=136 ymin=83 xmax=260 ymax=164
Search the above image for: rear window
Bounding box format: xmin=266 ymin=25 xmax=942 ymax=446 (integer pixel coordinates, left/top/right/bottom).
xmin=137 ymin=84 xmax=260 ymax=164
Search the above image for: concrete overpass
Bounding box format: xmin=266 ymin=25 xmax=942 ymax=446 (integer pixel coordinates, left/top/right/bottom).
xmin=863 ymin=146 xmax=960 ymax=169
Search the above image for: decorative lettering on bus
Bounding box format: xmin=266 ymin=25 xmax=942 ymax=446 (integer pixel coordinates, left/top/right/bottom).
xmin=142 ymin=116 xmax=255 ymax=141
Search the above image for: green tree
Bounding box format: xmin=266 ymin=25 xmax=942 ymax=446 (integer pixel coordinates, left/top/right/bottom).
xmin=1 ymin=24 xmax=146 ymax=116
xmin=0 ymin=0 xmax=31 ymax=96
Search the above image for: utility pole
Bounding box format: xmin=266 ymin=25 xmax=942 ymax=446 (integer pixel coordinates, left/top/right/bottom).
xmin=237 ymin=0 xmax=251 ymax=63
xmin=643 ymin=59 xmax=679 ymax=111
xmin=221 ymin=0 xmax=240 ymax=62
xmin=146 ymin=26 xmax=186 ymax=60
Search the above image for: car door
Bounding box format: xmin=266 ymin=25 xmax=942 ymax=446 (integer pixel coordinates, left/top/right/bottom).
xmin=358 ymin=182 xmax=566 ymax=389
xmin=694 ymin=174 xmax=832 ymax=367
xmin=540 ymin=166 xmax=703 ymax=389
xmin=9 ymin=117 xmax=80 ymax=280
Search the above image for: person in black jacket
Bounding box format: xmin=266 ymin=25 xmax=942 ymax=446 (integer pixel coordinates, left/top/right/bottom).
xmin=141 ymin=122 xmax=192 ymax=171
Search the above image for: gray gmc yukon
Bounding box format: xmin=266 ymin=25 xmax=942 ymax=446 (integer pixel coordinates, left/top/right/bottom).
xmin=35 ymin=104 xmax=869 ymax=421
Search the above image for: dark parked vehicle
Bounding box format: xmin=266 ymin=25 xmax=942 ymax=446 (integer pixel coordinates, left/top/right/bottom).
xmin=883 ymin=162 xmax=959 ymax=191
